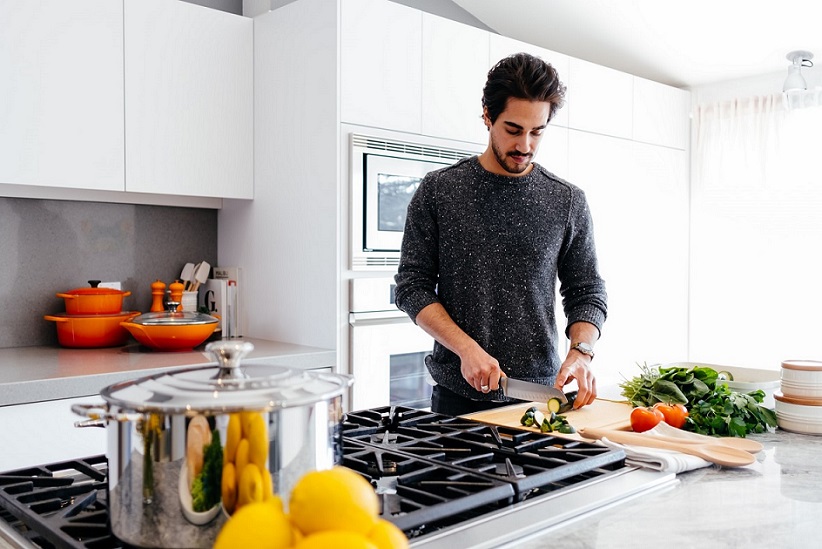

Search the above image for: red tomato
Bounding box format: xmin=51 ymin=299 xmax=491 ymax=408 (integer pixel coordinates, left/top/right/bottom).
xmin=653 ymin=402 xmax=689 ymax=429
xmin=630 ymin=406 xmax=664 ymax=433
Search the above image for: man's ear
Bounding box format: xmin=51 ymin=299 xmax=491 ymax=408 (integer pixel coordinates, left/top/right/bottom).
xmin=482 ymin=107 xmax=491 ymax=130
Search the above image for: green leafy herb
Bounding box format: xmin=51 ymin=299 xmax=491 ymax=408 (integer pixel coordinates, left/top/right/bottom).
xmin=620 ymin=363 xmax=777 ymax=438
xmin=191 ymin=428 xmax=223 ymax=512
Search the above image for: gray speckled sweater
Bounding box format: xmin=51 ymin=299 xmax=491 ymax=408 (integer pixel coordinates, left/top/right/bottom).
xmin=394 ymin=156 xmax=607 ymax=401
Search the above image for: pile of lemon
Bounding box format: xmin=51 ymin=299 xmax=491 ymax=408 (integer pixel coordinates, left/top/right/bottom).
xmin=221 ymin=411 xmax=273 ymax=514
xmin=215 ymin=465 xmax=408 ymax=549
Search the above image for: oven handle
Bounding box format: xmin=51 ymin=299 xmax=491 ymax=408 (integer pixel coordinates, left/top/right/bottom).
xmin=349 ymin=310 xmax=412 ymax=326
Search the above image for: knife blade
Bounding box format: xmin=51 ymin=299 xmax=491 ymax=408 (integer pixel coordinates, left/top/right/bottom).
xmin=500 ymin=377 xmax=567 ymax=403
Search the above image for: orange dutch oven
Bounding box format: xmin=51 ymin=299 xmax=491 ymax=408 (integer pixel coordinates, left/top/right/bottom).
xmin=120 ymin=304 xmax=219 ymax=352
xmin=57 ymin=280 xmax=131 ymax=315
xmin=44 ymin=311 xmax=140 ymax=348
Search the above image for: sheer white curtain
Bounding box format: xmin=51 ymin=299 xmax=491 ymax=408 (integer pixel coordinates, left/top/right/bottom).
xmin=690 ymin=93 xmax=822 ymax=369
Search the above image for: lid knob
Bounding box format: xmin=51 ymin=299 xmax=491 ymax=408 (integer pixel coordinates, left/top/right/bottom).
xmin=206 ymin=340 xmax=255 ymax=381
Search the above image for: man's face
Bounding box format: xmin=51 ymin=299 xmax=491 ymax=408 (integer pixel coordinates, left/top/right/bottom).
xmin=483 ymin=98 xmax=552 ymax=176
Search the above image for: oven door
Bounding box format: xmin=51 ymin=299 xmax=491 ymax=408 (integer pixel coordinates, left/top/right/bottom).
xmin=349 ymin=312 xmax=435 ymax=411
xmin=362 ymin=153 xmax=448 ymax=252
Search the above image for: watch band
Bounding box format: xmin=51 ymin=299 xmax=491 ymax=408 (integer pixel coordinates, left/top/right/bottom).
xmin=571 ymin=341 xmax=595 ymax=360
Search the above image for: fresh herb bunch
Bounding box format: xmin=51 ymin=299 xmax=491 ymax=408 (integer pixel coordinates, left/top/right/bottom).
xmin=620 ymin=363 xmax=777 ymax=438
xmin=191 ymin=428 xmax=223 ymax=512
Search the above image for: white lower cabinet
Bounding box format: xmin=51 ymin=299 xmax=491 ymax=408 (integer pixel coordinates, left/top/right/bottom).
xmin=0 ymin=396 xmax=107 ymax=472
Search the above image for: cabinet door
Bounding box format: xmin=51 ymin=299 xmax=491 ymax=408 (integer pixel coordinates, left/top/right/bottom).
xmin=488 ymin=34 xmax=570 ymax=128
xmin=0 ymin=396 xmax=107 ymax=471
xmin=633 ymin=76 xmax=691 ymax=149
xmin=421 ymin=14 xmax=489 ymax=145
xmin=0 ymin=0 xmax=124 ymax=191
xmin=124 ymin=0 xmax=253 ymax=199
xmin=567 ymin=58 xmax=633 ymax=139
xmin=341 ymin=0 xmax=422 ymax=133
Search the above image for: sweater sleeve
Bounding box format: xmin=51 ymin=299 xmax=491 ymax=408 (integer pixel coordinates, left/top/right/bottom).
xmin=394 ymin=175 xmax=441 ymax=323
xmin=558 ymin=187 xmax=608 ymax=337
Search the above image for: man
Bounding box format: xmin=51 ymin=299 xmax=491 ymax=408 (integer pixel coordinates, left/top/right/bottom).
xmin=394 ymin=53 xmax=607 ymax=416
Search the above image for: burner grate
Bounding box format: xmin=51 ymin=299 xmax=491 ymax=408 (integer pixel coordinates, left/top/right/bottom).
xmin=0 ymin=456 xmax=120 ymax=549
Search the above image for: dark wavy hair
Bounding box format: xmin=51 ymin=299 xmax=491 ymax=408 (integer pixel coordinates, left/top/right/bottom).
xmin=482 ymin=53 xmax=566 ymax=124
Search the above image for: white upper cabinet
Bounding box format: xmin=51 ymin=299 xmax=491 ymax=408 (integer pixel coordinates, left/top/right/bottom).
xmin=488 ymin=34 xmax=570 ymax=129
xmin=124 ymin=0 xmax=253 ymax=198
xmin=421 ymin=14 xmax=489 ymax=145
xmin=567 ymin=57 xmax=633 ymax=139
xmin=633 ymin=76 xmax=691 ymax=150
xmin=0 ymin=0 xmax=124 ymax=191
xmin=341 ymin=0 xmax=422 ymax=133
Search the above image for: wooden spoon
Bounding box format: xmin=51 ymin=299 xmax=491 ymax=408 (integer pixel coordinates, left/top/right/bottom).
xmin=579 ymin=427 xmax=756 ymax=467
xmin=647 ymin=431 xmax=763 ymax=454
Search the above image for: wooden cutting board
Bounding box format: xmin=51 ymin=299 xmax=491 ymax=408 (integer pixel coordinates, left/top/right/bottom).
xmin=464 ymin=398 xmax=633 ymax=440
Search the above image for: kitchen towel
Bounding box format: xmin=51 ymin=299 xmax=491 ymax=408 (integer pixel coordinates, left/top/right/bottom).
xmin=599 ymin=422 xmax=712 ymax=474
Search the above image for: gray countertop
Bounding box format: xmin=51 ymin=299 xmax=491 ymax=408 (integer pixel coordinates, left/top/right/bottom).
xmin=0 ymin=338 xmax=336 ymax=406
xmin=514 ymin=428 xmax=821 ymax=548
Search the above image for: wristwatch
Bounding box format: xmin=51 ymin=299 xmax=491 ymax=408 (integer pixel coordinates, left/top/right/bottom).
xmin=570 ymin=341 xmax=595 ymax=360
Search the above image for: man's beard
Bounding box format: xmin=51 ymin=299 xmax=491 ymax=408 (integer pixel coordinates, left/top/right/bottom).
xmin=491 ymin=139 xmax=532 ymax=175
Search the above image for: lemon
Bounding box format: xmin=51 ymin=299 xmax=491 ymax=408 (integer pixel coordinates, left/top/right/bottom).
xmin=369 ymin=519 xmax=409 ymax=549
xmin=214 ymin=501 xmax=293 ymax=549
xmin=261 ymin=467 xmax=274 ymax=501
xmin=221 ymin=461 xmax=237 ymax=515
xmin=289 ymin=466 xmax=379 ymax=536
xmin=238 ymin=463 xmax=264 ymax=509
xmin=247 ymin=413 xmax=269 ymax=470
xmin=294 ymin=530 xmax=378 ymax=549
xmin=235 ymin=438 xmax=250 ymax=480
xmin=225 ymin=413 xmax=242 ymax=463
xmin=240 ymin=411 xmax=258 ymax=438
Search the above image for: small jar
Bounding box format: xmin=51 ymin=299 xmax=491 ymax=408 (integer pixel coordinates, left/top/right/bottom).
xmin=181 ymin=291 xmax=199 ymax=312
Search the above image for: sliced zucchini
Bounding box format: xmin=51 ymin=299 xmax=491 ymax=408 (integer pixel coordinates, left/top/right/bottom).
xmin=557 ymin=423 xmax=576 ymax=434
xmin=540 ymin=417 xmax=553 ymax=433
xmin=547 ymin=397 xmax=562 ymax=414
xmin=532 ymin=409 xmax=546 ymax=427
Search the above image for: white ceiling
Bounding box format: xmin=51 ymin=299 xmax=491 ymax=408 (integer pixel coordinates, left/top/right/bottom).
xmin=452 ymin=0 xmax=822 ymax=89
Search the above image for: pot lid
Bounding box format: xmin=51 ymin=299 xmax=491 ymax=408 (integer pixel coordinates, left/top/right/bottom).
xmin=64 ymin=280 xmax=128 ymax=296
xmin=99 ymin=340 xmax=352 ymax=413
xmin=128 ymin=303 xmax=218 ymax=326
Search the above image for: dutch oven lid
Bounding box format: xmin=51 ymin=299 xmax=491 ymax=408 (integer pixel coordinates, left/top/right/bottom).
xmin=99 ymin=340 xmax=352 ymax=413
xmin=128 ymin=304 xmax=219 ymax=326
xmin=63 ymin=280 xmax=129 ymax=296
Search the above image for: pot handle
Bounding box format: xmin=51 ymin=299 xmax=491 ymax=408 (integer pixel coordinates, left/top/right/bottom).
xmin=55 ymin=293 xmax=78 ymax=300
xmin=43 ymin=315 xmax=68 ymax=323
xmin=71 ymin=403 xmax=143 ymax=426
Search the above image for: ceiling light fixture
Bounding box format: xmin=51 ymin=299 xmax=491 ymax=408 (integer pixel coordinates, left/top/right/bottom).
xmin=783 ymin=50 xmax=814 ymax=93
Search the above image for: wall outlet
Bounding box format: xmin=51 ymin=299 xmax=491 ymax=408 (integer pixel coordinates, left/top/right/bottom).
xmin=98 ymin=281 xmax=122 ymax=290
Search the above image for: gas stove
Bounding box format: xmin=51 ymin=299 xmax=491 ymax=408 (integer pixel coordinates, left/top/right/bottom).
xmin=0 ymin=407 xmax=676 ymax=549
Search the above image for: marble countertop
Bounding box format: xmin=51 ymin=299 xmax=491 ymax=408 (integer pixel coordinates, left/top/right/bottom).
xmin=515 ymin=427 xmax=821 ymax=548
xmin=0 ymin=338 xmax=336 ymax=406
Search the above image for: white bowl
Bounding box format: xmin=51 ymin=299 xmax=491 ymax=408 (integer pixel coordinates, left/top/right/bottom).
xmin=781 ymin=360 xmax=822 ymax=384
xmin=781 ymin=380 xmax=822 ymax=399
xmin=178 ymin=460 xmax=221 ymax=525
xmin=775 ymin=393 xmax=822 ymax=419
xmin=775 ymin=412 xmax=822 ymax=435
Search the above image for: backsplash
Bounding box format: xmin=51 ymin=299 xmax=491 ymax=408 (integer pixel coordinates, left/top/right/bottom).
xmin=0 ymin=197 xmax=217 ymax=348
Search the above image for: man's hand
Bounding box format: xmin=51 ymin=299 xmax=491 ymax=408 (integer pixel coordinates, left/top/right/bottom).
xmin=458 ymin=345 xmax=504 ymax=394
xmin=555 ymin=321 xmax=600 ymax=407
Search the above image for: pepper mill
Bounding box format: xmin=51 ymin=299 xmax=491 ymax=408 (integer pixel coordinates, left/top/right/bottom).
xmin=150 ymin=279 xmax=166 ymax=312
xmin=168 ymin=279 xmax=184 ymax=311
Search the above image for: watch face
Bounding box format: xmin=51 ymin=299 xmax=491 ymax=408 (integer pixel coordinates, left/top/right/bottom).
xmin=576 ymin=342 xmax=592 ymax=352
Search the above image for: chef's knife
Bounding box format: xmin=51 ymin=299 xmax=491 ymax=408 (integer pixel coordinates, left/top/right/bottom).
xmin=500 ymin=377 xmax=568 ymax=403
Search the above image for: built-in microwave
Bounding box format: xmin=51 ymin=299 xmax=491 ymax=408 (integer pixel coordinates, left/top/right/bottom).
xmin=350 ymin=133 xmax=482 ymax=270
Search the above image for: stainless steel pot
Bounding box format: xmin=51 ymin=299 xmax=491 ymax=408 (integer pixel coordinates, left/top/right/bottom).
xmin=73 ymin=340 xmax=352 ymax=548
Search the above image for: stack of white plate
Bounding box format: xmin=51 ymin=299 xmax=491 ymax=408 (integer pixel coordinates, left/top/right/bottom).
xmin=776 ymin=360 xmax=822 ymax=434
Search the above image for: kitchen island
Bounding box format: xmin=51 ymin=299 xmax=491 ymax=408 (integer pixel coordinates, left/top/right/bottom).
xmin=507 ymin=427 xmax=818 ymax=549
